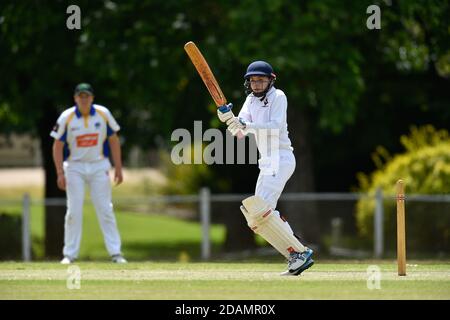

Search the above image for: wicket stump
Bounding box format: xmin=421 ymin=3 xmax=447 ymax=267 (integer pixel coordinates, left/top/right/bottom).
xmin=396 ymin=179 xmax=406 ymax=276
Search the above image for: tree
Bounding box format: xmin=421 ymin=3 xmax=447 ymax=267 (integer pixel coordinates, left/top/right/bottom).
xmin=0 ymin=0 xmax=241 ymax=256
xmin=0 ymin=1 xmax=97 ymax=257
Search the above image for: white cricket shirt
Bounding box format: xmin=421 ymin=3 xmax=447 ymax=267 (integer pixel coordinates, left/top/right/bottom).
xmin=50 ymin=104 xmax=120 ymax=162
xmin=238 ymin=87 xmax=293 ymax=158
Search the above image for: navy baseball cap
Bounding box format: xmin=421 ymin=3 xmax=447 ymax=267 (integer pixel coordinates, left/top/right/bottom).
xmin=74 ymin=83 xmax=94 ymax=95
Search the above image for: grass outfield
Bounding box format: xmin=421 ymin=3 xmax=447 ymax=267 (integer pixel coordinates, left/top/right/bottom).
xmin=0 ymin=261 xmax=449 ymax=299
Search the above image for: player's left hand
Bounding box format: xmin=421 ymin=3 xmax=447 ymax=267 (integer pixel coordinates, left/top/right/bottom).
xmin=114 ymin=168 xmax=123 ymax=186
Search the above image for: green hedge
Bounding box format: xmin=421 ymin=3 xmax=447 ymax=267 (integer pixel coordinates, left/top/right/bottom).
xmin=356 ymin=126 xmax=450 ymax=253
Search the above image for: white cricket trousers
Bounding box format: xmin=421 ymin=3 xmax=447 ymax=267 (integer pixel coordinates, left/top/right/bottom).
xmin=63 ymin=158 xmax=122 ymax=259
xmin=255 ymin=149 xmax=296 ymax=234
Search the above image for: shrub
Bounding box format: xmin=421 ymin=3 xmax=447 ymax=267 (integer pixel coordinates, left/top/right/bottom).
xmin=356 ymin=125 xmax=450 ymax=253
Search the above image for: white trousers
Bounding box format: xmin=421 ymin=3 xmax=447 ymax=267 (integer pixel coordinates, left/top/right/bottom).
xmin=255 ymin=149 xmax=296 ymax=234
xmin=63 ymin=159 xmax=122 ymax=259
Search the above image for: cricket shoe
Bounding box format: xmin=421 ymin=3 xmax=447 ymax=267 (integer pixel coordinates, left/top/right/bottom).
xmin=111 ymin=254 xmax=127 ymax=264
xmin=60 ymin=256 xmax=74 ymax=265
xmin=280 ymin=248 xmax=314 ymax=276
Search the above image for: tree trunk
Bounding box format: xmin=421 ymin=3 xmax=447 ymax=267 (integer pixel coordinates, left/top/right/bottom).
xmin=281 ymin=107 xmax=322 ymax=248
xmin=222 ymin=205 xmax=257 ymax=252
xmin=38 ymin=104 xmax=66 ymax=259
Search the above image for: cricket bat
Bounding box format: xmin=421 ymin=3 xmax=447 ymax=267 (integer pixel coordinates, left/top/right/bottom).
xmin=184 ymin=41 xmax=243 ymax=138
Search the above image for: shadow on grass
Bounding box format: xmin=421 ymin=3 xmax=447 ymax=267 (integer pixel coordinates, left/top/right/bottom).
xmin=112 ymin=241 xmax=284 ymax=263
xmin=119 ymin=241 xmax=221 ymax=262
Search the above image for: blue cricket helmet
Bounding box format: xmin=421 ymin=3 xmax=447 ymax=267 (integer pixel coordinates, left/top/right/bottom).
xmin=243 ymin=61 xmax=277 ymax=98
xmin=244 ymin=61 xmax=276 ymax=79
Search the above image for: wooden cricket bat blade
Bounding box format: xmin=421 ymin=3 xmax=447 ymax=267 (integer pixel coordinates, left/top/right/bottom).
xmin=184 ymin=41 xmax=227 ymax=106
xmin=184 ymin=41 xmax=243 ymax=139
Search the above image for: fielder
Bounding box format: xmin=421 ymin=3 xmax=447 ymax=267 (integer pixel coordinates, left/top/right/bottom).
xmin=51 ymin=83 xmax=127 ymax=264
xmin=217 ymin=61 xmax=314 ymax=276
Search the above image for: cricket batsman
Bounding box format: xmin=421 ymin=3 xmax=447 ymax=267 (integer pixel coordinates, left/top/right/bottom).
xmin=217 ymin=61 xmax=314 ymax=276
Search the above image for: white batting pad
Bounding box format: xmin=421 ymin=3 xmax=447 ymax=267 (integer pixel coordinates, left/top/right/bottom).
xmin=241 ymin=196 xmax=306 ymax=258
xmin=242 ymin=196 xmax=272 ymax=225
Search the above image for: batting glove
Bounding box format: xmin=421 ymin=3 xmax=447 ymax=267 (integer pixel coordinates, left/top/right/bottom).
xmin=227 ymin=117 xmax=246 ymax=136
xmin=217 ymin=103 xmax=234 ymax=123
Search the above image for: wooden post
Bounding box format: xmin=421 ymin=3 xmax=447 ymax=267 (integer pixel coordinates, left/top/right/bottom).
xmin=396 ymin=180 xmax=406 ymax=276
xmin=200 ymin=187 xmax=211 ymax=261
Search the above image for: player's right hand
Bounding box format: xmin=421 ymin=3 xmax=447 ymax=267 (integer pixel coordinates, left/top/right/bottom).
xmin=114 ymin=168 xmax=123 ymax=186
xmin=57 ymin=173 xmax=66 ymax=191
xmin=217 ymin=103 xmax=234 ymax=123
